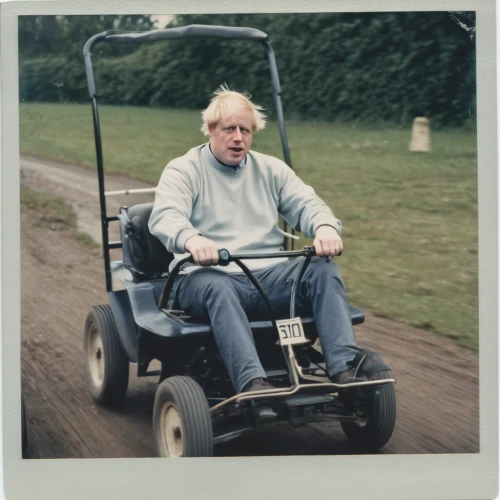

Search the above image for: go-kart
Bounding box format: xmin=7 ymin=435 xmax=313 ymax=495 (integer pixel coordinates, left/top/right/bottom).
xmin=82 ymin=24 xmax=396 ymax=457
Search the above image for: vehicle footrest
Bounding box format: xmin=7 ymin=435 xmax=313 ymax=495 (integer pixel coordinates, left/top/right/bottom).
xmin=285 ymin=393 xmax=335 ymax=407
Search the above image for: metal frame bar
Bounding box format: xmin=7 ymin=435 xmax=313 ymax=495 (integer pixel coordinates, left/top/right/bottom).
xmin=105 ymin=187 xmax=156 ymax=196
xmin=83 ymin=25 xmax=296 ymax=293
xmin=90 ymin=95 xmax=114 ymax=291
xmin=158 ymin=247 xmax=316 ymax=311
xmin=210 ymin=378 xmax=396 ymax=415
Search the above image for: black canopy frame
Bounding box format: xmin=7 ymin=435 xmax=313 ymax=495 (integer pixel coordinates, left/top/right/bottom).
xmin=83 ymin=24 xmax=295 ymax=292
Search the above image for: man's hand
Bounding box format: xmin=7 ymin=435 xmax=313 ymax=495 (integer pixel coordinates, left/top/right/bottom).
xmin=184 ymin=235 xmax=219 ymax=266
xmin=313 ymin=225 xmax=343 ymax=257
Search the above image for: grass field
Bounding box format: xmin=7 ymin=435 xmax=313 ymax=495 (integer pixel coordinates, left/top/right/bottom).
xmin=20 ymin=102 xmax=478 ymax=349
xmin=20 ymin=185 xmax=99 ymax=247
xmin=20 ymin=185 xmax=76 ymax=229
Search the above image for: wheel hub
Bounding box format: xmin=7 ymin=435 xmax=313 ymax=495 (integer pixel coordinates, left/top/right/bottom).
xmin=88 ymin=325 xmax=104 ymax=388
xmin=161 ymin=403 xmax=184 ymax=457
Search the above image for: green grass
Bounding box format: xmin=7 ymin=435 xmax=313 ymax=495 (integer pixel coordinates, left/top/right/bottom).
xmin=20 ymin=102 xmax=478 ymax=349
xmin=20 ymin=185 xmax=77 ymax=229
xmin=76 ymin=231 xmax=100 ymax=248
xmin=20 ymin=185 xmax=97 ymax=247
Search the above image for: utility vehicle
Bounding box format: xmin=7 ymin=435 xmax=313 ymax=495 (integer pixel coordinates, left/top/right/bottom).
xmin=82 ymin=24 xmax=396 ymax=457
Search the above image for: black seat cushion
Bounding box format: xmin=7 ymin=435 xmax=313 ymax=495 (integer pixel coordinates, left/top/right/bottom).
xmin=120 ymin=203 xmax=174 ymax=277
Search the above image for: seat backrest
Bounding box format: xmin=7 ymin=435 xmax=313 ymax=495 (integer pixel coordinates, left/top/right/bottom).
xmin=119 ymin=203 xmax=174 ymax=278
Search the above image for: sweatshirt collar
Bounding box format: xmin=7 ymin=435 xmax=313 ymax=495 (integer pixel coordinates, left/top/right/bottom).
xmin=203 ymin=143 xmax=247 ymax=174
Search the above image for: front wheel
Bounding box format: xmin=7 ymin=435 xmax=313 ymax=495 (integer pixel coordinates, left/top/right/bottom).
xmin=341 ymin=370 xmax=396 ymax=451
xmin=153 ymin=376 xmax=213 ymax=457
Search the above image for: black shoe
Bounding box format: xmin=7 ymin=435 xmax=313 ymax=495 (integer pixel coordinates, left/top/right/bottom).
xmin=331 ymin=367 xmax=367 ymax=385
xmin=243 ymin=378 xmax=277 ymax=421
xmin=244 ymin=377 xmax=275 ymax=393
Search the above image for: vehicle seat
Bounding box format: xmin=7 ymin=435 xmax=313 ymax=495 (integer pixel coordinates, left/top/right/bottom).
xmin=118 ymin=203 xmax=174 ymax=278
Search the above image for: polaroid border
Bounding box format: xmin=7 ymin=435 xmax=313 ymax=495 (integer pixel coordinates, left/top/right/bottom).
xmin=1 ymin=0 xmax=497 ymax=499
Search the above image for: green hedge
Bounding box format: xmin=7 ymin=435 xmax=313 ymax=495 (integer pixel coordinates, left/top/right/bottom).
xmin=19 ymin=12 xmax=475 ymax=126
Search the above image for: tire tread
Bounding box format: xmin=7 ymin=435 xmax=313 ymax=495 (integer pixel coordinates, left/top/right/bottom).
xmin=153 ymin=376 xmax=213 ymax=457
xmin=84 ymin=305 xmax=129 ymax=406
xmin=341 ymin=370 xmax=396 ymax=450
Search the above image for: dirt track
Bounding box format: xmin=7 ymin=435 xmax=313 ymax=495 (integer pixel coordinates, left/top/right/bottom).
xmin=20 ymin=155 xmax=479 ymax=458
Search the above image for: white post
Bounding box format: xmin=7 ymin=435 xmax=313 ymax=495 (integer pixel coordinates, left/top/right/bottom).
xmin=409 ymin=117 xmax=431 ymax=152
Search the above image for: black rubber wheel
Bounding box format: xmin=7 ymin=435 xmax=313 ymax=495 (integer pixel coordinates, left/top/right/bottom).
xmin=21 ymin=396 xmax=27 ymax=456
xmin=153 ymin=376 xmax=213 ymax=457
xmin=340 ymin=370 xmax=396 ymax=451
xmin=83 ymin=305 xmax=129 ymax=406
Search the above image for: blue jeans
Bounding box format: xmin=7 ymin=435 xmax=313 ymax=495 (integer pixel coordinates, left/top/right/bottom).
xmin=175 ymin=256 xmax=359 ymax=392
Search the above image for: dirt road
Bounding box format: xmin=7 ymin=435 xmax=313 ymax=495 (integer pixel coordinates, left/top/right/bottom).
xmin=20 ymin=155 xmax=479 ymax=458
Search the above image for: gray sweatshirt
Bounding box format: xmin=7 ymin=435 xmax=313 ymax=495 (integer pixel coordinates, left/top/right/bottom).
xmin=149 ymin=143 xmax=342 ymax=273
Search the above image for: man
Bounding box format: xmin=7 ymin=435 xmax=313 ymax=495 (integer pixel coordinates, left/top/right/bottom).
xmin=149 ymin=84 xmax=365 ymax=394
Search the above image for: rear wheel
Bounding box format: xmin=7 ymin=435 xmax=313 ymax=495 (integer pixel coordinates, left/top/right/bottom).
xmin=153 ymin=376 xmax=213 ymax=457
xmin=84 ymin=305 xmax=129 ymax=406
xmin=341 ymin=370 xmax=396 ymax=451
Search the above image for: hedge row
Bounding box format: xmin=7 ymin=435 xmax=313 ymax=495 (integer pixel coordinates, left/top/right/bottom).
xmin=19 ymin=12 xmax=476 ymax=126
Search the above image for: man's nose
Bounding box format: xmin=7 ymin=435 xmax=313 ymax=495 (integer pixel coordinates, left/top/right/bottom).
xmin=233 ymin=127 xmax=243 ymax=141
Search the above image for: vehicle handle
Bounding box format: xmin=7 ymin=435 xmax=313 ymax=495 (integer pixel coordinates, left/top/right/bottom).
xmin=158 ymin=246 xmax=318 ymax=311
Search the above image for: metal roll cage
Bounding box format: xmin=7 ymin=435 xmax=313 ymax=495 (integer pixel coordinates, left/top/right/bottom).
xmin=83 ymin=24 xmax=296 ymax=292
xmin=81 ymin=25 xmax=397 ymax=447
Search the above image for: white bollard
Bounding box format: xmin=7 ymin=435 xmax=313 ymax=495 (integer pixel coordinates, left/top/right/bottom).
xmin=409 ymin=117 xmax=431 ymax=152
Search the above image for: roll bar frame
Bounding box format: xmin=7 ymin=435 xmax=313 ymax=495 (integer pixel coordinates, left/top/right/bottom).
xmin=83 ymin=24 xmax=295 ymax=292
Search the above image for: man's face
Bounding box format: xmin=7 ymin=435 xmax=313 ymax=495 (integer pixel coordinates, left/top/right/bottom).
xmin=209 ymin=100 xmax=254 ymax=166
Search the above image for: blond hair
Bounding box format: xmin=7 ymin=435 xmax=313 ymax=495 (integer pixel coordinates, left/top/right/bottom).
xmin=201 ymin=84 xmax=267 ymax=136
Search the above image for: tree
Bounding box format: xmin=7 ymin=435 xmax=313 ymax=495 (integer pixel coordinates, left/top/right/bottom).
xmin=18 ymin=16 xmax=63 ymax=59
xmin=19 ymin=12 xmax=476 ymax=126
xmin=19 ymin=15 xmax=155 ymax=61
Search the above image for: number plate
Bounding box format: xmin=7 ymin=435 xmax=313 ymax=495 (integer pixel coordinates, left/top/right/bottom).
xmin=276 ymin=318 xmax=308 ymax=346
